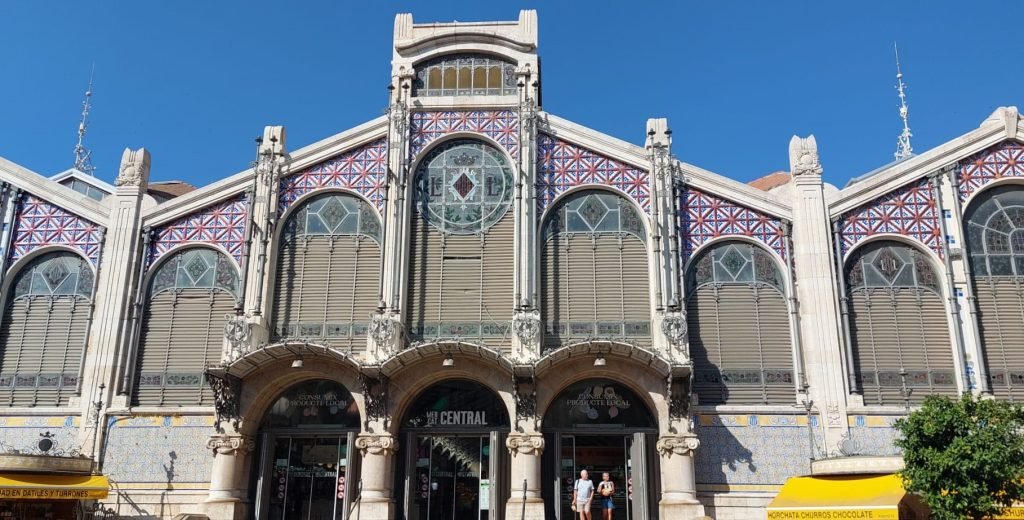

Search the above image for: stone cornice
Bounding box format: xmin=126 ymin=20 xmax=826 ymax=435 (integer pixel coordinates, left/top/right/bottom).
xmin=0 ymin=156 xmax=111 ymax=224
xmin=828 ymin=109 xmax=1019 ymax=217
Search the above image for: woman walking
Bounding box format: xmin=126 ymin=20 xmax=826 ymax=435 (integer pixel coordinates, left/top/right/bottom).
xmin=597 ymin=472 xmax=615 ymax=519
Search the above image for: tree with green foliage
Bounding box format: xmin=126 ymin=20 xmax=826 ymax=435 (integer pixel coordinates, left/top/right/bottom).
xmin=894 ymin=393 xmax=1024 ymax=520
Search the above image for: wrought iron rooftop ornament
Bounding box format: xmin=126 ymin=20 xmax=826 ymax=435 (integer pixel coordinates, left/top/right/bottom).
xmin=894 ymin=42 xmax=914 ymax=161
xmin=71 ymin=65 xmax=97 ymax=175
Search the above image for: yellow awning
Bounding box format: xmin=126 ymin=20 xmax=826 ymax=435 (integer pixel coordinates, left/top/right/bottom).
xmin=767 ymin=474 xmax=908 ymax=520
xmin=996 ymin=506 xmax=1024 ymax=519
xmin=0 ymin=473 xmax=109 ymax=500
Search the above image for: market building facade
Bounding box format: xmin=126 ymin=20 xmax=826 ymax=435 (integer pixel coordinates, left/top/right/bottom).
xmin=0 ymin=10 xmax=1022 ymax=520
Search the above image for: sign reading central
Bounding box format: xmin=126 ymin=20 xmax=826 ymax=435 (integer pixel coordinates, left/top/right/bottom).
xmin=414 ymin=139 xmax=514 ymax=234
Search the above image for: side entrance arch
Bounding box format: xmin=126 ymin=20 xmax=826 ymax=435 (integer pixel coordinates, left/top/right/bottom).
xmin=541 ymin=378 xmax=659 ymax=520
xmin=250 ymin=379 xmax=361 ymax=520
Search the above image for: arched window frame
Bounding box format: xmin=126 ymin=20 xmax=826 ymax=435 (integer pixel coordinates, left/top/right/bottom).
xmin=845 ymin=241 xmax=942 ymax=295
xmin=541 ymin=189 xmax=647 ymax=244
xmin=148 ymin=247 xmax=240 ymax=300
xmin=964 ymin=185 xmax=1024 ymax=279
xmin=685 ymin=240 xmax=785 ymax=295
xmin=413 ymin=138 xmax=515 ymax=235
xmin=413 ymin=53 xmax=517 ymax=97
xmin=280 ymin=191 xmax=382 ymax=244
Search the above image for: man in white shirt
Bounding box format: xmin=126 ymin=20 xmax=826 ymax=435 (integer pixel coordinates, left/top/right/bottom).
xmin=572 ymin=469 xmax=595 ymax=520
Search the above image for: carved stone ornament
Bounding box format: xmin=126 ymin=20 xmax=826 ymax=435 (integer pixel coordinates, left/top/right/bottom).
xmin=827 ymin=403 xmax=842 ymax=427
xmin=661 ymin=312 xmax=687 ymax=345
xmin=788 ymin=135 xmax=822 ymax=176
xmin=512 ymin=309 xmax=541 ymax=346
xmin=355 ymin=434 xmax=399 ymax=456
xmin=655 ymin=435 xmax=700 ymax=458
xmin=506 ymin=434 xmax=544 ymax=457
xmin=115 ymin=147 xmax=150 ymax=187
xmin=369 ymin=313 xmax=397 ymax=347
xmin=207 ymin=434 xmax=255 ymax=456
xmin=224 ymin=314 xmax=252 ymax=362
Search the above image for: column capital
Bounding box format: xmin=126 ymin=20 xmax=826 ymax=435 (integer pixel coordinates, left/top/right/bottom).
xmin=207 ymin=434 xmax=255 ymax=456
xmin=655 ymin=434 xmax=699 ymax=458
xmin=506 ymin=433 xmax=544 ymax=457
xmin=355 ymin=433 xmax=399 ymax=456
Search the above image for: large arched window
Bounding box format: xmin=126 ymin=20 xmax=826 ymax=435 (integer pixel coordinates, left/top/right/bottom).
xmin=845 ymin=241 xmax=956 ymax=405
xmin=686 ymin=241 xmax=793 ymax=405
xmin=406 ymin=139 xmax=515 ymax=349
xmin=134 ymin=248 xmax=239 ymax=406
xmin=540 ymin=190 xmax=650 ymax=349
xmin=965 ymin=185 xmax=1024 ymax=400
xmin=0 ymin=252 xmax=93 ymax=406
xmin=272 ymin=192 xmax=381 ymax=347
xmin=413 ymin=54 xmax=516 ymax=97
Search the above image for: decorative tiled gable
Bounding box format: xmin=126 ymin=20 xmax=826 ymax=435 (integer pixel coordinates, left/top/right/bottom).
xmin=536 ymin=133 xmax=650 ymax=213
xmin=838 ymin=178 xmax=942 ymax=258
xmin=680 ymin=188 xmax=786 ymax=262
xmin=958 ymin=140 xmax=1024 ymax=202
xmin=279 ymin=138 xmax=389 ymax=213
xmin=409 ymin=110 xmax=519 ymax=159
xmin=148 ymin=194 xmax=248 ymax=268
xmin=8 ymin=193 xmax=104 ymax=268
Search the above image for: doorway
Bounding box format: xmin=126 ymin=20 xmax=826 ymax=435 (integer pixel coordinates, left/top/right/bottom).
xmin=410 ymin=435 xmax=493 ymax=520
xmin=252 ymin=379 xmax=362 ymax=520
xmin=555 ymin=434 xmax=655 ymax=520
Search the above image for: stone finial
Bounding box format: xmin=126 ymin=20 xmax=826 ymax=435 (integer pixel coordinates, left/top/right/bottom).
xmin=789 ymin=135 xmax=822 ymax=176
xmin=394 ymin=13 xmax=413 ymax=41
xmin=519 ymin=10 xmax=538 ymax=46
xmin=646 ymin=118 xmax=671 ymax=150
xmin=260 ymin=126 xmax=286 ymax=155
xmin=115 ymin=147 xmax=151 ymax=188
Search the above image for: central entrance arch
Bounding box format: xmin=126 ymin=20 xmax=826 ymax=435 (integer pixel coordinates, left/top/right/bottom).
xmin=395 ymin=379 xmax=511 ymax=520
xmin=541 ymin=378 xmax=658 ymax=520
xmin=251 ymin=379 xmax=361 ymax=520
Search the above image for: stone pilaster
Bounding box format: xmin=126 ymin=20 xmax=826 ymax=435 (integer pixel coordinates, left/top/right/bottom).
xmin=655 ymin=434 xmax=705 ymax=518
xmin=204 ymin=434 xmax=256 ymax=520
xmin=355 ymin=433 xmax=399 ymax=519
xmin=789 ymin=135 xmax=848 ymax=453
xmin=78 ymin=148 xmax=149 ymax=455
xmin=646 ymin=118 xmax=684 ymax=356
xmin=505 ymin=433 xmax=545 ymax=520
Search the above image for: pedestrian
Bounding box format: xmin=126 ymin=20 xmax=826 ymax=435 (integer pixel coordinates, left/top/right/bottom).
xmin=597 ymin=472 xmax=615 ymax=519
xmin=571 ymin=469 xmax=594 ymax=520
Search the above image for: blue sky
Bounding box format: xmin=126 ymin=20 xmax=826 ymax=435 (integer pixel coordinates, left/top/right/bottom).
xmin=1 ymin=1 xmax=1020 ymax=189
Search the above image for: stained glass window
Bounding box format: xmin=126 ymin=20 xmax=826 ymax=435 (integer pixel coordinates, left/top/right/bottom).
xmin=965 ymin=185 xmax=1024 ymax=278
xmin=149 ymin=248 xmax=239 ymax=298
xmin=845 ymin=242 xmax=940 ymax=294
xmin=282 ymin=192 xmax=381 ymax=242
xmin=686 ymin=242 xmax=783 ymax=293
xmin=541 ymin=190 xmax=646 ymax=242
xmin=413 ymin=54 xmax=517 ymax=97
xmin=12 ymin=252 xmax=93 ymax=299
xmin=414 ymin=139 xmax=514 ymax=234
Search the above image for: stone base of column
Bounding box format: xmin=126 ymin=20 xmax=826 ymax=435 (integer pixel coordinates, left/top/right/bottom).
xmin=504 ymin=497 xmax=546 ymax=520
xmin=660 ymin=498 xmax=707 ymax=519
xmin=351 ymin=498 xmax=394 ymax=520
xmin=202 ymin=499 xmax=246 ymax=520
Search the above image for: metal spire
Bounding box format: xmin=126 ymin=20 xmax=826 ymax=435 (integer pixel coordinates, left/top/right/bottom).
xmin=893 ymin=43 xmax=913 ymax=161
xmin=73 ymin=65 xmax=96 ymax=175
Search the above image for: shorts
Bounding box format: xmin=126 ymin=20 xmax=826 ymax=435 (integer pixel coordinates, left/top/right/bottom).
xmin=575 ymin=501 xmax=591 ymax=513
xmin=602 ymin=497 xmax=615 ymax=509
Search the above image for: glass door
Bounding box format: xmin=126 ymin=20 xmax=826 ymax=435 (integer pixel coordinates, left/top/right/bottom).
xmin=264 ymin=436 xmax=348 ymax=520
xmin=412 ymin=435 xmax=491 ymax=520
xmin=557 ymin=435 xmax=635 ymax=520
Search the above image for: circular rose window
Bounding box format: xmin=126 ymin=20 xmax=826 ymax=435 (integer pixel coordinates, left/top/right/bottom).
xmin=414 ymin=139 xmax=514 ymax=234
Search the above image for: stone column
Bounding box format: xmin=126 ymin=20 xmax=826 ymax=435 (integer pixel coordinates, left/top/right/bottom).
xmin=505 ymin=433 xmax=545 ymax=520
xmin=355 ymin=433 xmax=398 ymax=519
xmin=204 ymin=434 xmax=255 ymax=520
xmin=789 ymin=135 xmax=849 ymax=453
xmin=656 ymin=434 xmax=705 ymax=518
xmin=78 ymin=149 xmax=149 ymax=453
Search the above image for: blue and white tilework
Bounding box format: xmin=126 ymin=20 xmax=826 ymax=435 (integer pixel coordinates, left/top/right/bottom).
xmin=104 ymin=415 xmax=215 ymax=484
xmin=847 ymin=415 xmax=903 ymax=457
xmin=694 ymin=414 xmax=818 ymax=486
xmin=0 ymin=416 xmax=79 ymax=454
